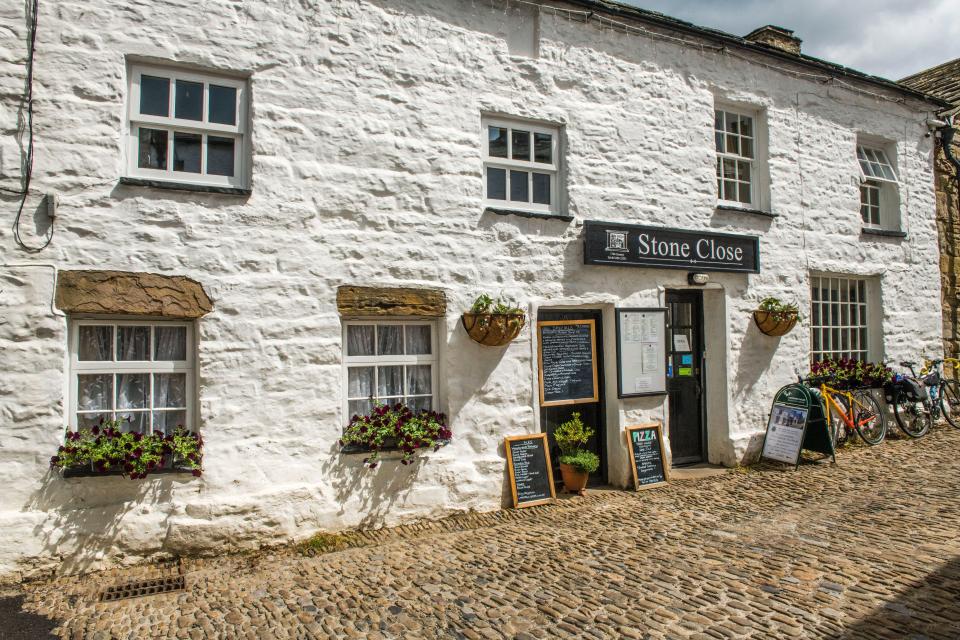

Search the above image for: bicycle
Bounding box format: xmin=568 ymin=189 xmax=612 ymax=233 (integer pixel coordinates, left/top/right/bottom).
xmin=883 ymin=361 xmax=932 ymax=438
xmin=920 ymin=357 xmax=960 ymax=429
xmin=801 ymin=375 xmax=886 ymax=446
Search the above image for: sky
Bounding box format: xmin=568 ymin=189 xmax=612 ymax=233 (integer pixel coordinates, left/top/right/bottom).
xmin=622 ymin=0 xmax=960 ymax=80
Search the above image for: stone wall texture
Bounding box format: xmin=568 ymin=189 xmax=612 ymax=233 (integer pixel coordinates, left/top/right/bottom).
xmin=935 ymin=128 xmax=960 ymax=359
xmin=0 ymin=0 xmax=945 ymax=580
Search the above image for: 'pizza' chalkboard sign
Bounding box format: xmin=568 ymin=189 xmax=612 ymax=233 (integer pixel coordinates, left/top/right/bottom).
xmin=625 ymin=423 xmax=669 ymax=490
xmin=505 ymin=433 xmax=556 ymax=508
xmin=538 ymin=320 xmax=599 ymax=407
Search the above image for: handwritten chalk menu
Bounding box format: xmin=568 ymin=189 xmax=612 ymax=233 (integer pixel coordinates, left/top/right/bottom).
xmin=538 ymin=320 xmax=599 ymax=407
xmin=625 ymin=423 xmax=669 ymax=490
xmin=505 ymin=434 xmax=556 ymax=508
xmin=616 ymin=308 xmax=667 ymax=398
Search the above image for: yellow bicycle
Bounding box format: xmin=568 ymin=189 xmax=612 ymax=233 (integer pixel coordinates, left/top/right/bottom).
xmin=805 ymin=376 xmax=886 ymax=446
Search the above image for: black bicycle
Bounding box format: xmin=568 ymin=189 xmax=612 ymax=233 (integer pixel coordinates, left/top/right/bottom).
xmin=920 ymin=358 xmax=960 ymax=429
xmin=883 ymin=361 xmax=932 ymax=438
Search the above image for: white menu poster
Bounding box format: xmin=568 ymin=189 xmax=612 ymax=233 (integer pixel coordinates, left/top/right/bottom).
xmin=617 ymin=308 xmax=667 ymax=397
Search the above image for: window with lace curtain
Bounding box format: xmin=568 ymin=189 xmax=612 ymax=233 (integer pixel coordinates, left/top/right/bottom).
xmin=342 ymin=321 xmax=438 ymax=421
xmin=69 ymin=320 xmax=195 ymax=434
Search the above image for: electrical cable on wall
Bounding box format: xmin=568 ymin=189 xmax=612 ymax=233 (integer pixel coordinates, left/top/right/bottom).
xmin=10 ymin=0 xmax=53 ymax=253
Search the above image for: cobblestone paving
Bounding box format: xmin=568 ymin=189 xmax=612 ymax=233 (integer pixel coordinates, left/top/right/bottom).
xmin=15 ymin=426 xmax=960 ymax=639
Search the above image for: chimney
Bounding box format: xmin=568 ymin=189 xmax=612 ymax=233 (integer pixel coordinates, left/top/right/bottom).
xmin=744 ymin=25 xmax=802 ymax=56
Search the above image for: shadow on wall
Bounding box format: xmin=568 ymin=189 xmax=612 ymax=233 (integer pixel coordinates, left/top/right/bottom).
xmin=839 ymin=556 xmax=960 ymax=638
xmin=733 ymin=316 xmax=779 ymax=400
xmin=24 ymin=469 xmax=184 ymax=576
xmin=320 ymin=445 xmax=427 ymax=530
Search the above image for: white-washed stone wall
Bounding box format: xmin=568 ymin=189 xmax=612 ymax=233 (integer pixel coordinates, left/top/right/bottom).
xmin=0 ymin=0 xmax=943 ymax=579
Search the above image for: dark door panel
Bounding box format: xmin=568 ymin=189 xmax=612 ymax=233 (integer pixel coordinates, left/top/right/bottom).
xmin=538 ymin=309 xmax=607 ymax=485
xmin=666 ymin=291 xmax=705 ymax=465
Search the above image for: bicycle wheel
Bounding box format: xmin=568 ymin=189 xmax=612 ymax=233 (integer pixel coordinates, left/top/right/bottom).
xmin=892 ymin=390 xmax=932 ymax=438
xmin=851 ymin=389 xmax=886 ymax=445
xmin=940 ymin=380 xmax=960 ymax=429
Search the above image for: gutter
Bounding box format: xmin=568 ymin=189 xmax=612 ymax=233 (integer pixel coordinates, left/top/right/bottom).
xmin=555 ymin=0 xmax=951 ymax=109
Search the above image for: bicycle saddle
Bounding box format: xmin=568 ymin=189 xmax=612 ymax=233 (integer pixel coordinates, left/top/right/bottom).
xmin=900 ymin=361 xmax=916 ymax=367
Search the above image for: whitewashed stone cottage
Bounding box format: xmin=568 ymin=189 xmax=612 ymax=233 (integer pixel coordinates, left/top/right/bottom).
xmin=0 ymin=0 xmax=948 ymax=579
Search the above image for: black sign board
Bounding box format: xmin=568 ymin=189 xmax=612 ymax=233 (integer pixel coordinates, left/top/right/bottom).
xmin=761 ymin=383 xmax=835 ymax=469
xmin=625 ymin=423 xmax=669 ymax=489
xmin=584 ymin=220 xmax=760 ymax=273
xmin=538 ymin=320 xmax=599 ymax=407
xmin=505 ymin=434 xmax=556 ymax=508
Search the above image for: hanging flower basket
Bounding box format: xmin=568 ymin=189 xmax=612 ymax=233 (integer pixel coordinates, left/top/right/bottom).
xmin=461 ymin=312 xmax=525 ymax=347
xmin=752 ymin=310 xmax=798 ymax=337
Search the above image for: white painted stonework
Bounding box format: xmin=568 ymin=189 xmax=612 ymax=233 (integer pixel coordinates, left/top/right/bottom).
xmin=0 ymin=0 xmax=944 ymax=580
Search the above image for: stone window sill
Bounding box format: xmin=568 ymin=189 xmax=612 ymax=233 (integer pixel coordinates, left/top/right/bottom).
xmin=485 ymin=207 xmax=574 ymax=222
xmin=119 ymin=176 xmax=252 ymax=197
xmin=60 ymin=466 xmax=198 ymax=479
xmin=715 ymin=204 xmax=778 ymax=218
xmin=861 ymin=227 xmax=907 ymax=239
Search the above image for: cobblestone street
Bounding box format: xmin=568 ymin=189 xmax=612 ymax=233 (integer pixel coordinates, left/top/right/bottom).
xmin=11 ymin=427 xmax=960 ymax=639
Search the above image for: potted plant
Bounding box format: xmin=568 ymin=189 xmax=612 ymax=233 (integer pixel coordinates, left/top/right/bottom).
xmin=752 ymin=297 xmax=800 ymax=337
xmin=553 ymin=412 xmax=599 ymax=496
xmin=339 ymin=403 xmax=451 ymax=468
xmin=461 ymin=293 xmax=526 ymax=347
xmin=50 ymin=419 xmax=203 ymax=479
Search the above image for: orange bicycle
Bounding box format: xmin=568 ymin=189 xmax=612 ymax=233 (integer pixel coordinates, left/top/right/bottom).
xmin=803 ymin=375 xmax=887 ymax=446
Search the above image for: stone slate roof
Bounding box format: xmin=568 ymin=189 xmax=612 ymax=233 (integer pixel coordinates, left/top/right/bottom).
xmin=900 ymin=58 xmax=960 ymax=107
xmin=562 ymin=0 xmax=949 ymax=108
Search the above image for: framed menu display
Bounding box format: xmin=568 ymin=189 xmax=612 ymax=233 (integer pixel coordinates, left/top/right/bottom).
xmin=615 ymin=308 xmax=667 ymax=397
xmin=537 ymin=320 xmax=599 ymax=407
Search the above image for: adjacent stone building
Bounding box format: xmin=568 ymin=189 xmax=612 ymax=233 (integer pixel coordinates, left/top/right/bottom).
xmin=901 ymin=59 xmax=960 ymax=359
xmin=0 ymin=0 xmax=949 ymax=580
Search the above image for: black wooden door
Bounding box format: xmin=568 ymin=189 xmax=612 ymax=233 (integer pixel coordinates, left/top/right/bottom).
xmin=538 ymin=309 xmax=607 ymax=485
xmin=666 ymin=291 xmax=705 ymax=465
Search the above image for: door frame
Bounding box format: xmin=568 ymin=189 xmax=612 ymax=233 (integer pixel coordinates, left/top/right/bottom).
xmin=536 ymin=307 xmax=608 ymax=484
xmin=665 ymin=289 xmax=708 ymax=466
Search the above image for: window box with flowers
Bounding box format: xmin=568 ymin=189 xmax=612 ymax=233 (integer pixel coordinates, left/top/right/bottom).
xmin=339 ymin=403 xmax=451 ymax=469
xmin=50 ymin=419 xmax=203 ymax=479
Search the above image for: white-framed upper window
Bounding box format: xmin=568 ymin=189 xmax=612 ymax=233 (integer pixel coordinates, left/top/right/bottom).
xmin=69 ymin=320 xmax=195 ymax=434
xmin=483 ymin=117 xmax=559 ymax=214
xmin=715 ymin=108 xmax=756 ymax=206
xmin=810 ymin=275 xmax=870 ymax=363
xmin=126 ymin=64 xmax=248 ymax=188
xmin=856 ymin=144 xmax=900 ymax=229
xmin=342 ymin=321 xmax=438 ymax=421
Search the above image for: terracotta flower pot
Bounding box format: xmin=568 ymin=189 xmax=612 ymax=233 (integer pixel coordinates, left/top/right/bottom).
xmin=752 ymin=310 xmax=798 ymax=337
xmin=559 ymin=462 xmax=589 ymax=496
xmin=461 ymin=312 xmax=525 ymax=346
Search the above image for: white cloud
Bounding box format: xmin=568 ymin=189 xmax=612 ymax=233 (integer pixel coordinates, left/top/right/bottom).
xmin=622 ymin=0 xmax=960 ymax=79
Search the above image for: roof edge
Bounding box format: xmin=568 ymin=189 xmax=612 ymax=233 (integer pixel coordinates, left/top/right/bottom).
xmin=552 ymin=0 xmax=951 ymax=109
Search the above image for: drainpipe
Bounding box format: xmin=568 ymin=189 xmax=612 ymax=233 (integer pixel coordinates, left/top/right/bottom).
xmin=938 ymin=118 xmax=960 ymax=360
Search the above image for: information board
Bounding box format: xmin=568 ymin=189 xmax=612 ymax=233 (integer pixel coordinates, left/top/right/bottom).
xmin=505 ymin=433 xmax=556 ymax=508
xmin=538 ymin=320 xmax=599 ymax=407
xmin=761 ymin=384 xmax=835 ymax=468
xmin=616 ymin=308 xmax=667 ymax=397
xmin=625 ymin=423 xmax=669 ymax=490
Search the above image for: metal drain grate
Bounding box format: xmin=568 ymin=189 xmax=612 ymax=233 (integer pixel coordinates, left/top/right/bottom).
xmin=99 ymin=575 xmax=185 ymax=602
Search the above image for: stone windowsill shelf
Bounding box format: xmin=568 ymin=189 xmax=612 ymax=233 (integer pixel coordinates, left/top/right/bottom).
xmin=60 ymin=466 xmax=198 ymax=479
xmin=861 ymin=227 xmax=907 ymax=239
xmin=485 ymin=207 xmax=574 ymax=222
xmin=119 ymin=176 xmax=252 ymax=196
xmin=714 ymin=204 xmax=779 ymax=218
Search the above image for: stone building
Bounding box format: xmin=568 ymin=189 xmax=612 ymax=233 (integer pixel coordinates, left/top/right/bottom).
xmin=0 ymin=0 xmax=948 ymax=580
xmin=900 ymin=59 xmax=960 ymax=359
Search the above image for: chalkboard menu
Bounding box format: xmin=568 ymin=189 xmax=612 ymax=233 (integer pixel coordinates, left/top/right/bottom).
xmin=505 ymin=433 xmax=556 ymax=508
xmin=625 ymin=423 xmax=669 ymax=490
xmin=538 ymin=320 xmax=599 ymax=407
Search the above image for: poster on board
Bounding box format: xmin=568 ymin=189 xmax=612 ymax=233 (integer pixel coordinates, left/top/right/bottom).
xmin=616 ymin=308 xmax=667 ymax=397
